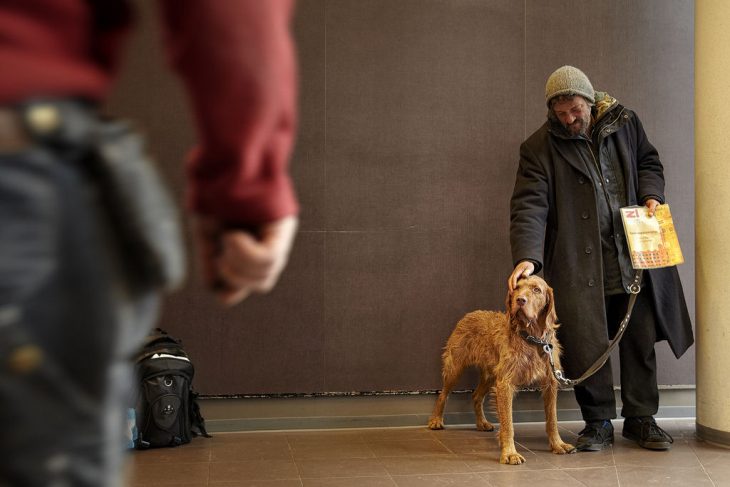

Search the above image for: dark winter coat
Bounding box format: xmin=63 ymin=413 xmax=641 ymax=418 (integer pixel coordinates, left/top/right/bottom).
xmin=510 ymin=92 xmax=693 ymax=379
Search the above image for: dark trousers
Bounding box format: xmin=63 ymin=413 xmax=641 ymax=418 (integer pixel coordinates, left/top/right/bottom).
xmin=573 ymin=283 xmax=659 ymax=422
xmin=0 ymin=145 xmax=158 ymax=486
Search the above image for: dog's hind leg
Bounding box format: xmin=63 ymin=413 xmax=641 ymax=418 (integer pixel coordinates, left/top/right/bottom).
xmin=473 ymin=370 xmax=494 ymax=431
xmin=428 ymin=352 xmax=461 ymax=430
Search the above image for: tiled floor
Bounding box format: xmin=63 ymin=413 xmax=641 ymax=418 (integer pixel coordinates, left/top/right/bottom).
xmin=127 ymin=418 xmax=730 ymax=486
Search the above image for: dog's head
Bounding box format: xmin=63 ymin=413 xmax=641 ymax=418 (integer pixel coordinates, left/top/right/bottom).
xmin=506 ymin=275 xmax=558 ymax=336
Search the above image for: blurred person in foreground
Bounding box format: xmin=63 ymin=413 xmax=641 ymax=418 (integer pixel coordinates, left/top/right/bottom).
xmin=0 ymin=1 xmax=298 ymax=485
xmin=509 ymin=66 xmax=692 ymax=453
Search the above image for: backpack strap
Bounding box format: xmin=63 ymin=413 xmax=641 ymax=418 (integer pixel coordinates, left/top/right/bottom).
xmin=189 ymin=391 xmax=212 ymax=438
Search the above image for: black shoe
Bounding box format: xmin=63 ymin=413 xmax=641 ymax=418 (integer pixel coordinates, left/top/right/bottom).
xmin=576 ymin=420 xmax=614 ymax=451
xmin=622 ymin=416 xmax=674 ymax=450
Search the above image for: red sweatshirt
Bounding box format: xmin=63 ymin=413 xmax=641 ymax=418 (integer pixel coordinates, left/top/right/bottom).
xmin=0 ymin=0 xmax=298 ymax=226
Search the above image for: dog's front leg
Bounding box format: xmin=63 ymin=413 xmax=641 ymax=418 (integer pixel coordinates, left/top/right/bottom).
xmin=543 ymin=382 xmax=575 ymax=454
xmin=495 ymin=381 xmax=525 ymax=465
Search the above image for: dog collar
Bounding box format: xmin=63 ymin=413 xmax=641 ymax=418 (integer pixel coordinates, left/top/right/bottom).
xmin=519 ymin=330 xmax=553 ymax=348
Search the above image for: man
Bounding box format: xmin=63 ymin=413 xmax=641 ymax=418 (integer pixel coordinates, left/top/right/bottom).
xmin=0 ymin=1 xmax=298 ymax=485
xmin=508 ymin=66 xmax=693 ymax=452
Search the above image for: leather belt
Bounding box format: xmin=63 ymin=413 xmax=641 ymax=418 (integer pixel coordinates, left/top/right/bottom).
xmin=0 ymin=107 xmax=30 ymax=152
xmin=0 ymin=102 xmax=69 ymax=152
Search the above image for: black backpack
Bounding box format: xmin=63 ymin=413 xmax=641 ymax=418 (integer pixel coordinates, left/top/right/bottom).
xmin=133 ymin=328 xmax=210 ymax=448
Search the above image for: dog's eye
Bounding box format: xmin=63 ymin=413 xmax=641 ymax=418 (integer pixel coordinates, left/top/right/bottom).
xmin=532 ymin=287 xmax=542 ymax=294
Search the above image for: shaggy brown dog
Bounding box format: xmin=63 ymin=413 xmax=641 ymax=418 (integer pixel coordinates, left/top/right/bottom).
xmin=428 ymin=275 xmax=575 ymax=464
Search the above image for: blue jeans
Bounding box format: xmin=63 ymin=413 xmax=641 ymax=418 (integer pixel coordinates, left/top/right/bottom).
xmin=0 ymin=145 xmax=158 ymax=486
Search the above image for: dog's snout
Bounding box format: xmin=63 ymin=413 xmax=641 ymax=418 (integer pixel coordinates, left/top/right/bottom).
xmin=515 ymin=296 xmax=527 ymax=306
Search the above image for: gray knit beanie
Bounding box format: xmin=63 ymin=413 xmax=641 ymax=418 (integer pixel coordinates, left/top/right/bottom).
xmin=545 ymin=65 xmax=595 ymax=106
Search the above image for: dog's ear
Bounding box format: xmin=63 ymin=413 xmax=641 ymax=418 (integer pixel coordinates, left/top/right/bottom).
xmin=543 ymin=285 xmax=558 ymax=330
xmin=505 ymin=288 xmax=514 ymax=319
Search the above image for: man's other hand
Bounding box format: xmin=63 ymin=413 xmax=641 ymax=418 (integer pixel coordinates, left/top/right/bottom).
xmin=195 ymin=215 xmax=298 ymax=306
xmin=644 ymin=198 xmax=660 ymax=217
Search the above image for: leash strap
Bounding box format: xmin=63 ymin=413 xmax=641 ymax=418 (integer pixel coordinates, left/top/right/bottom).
xmin=523 ymin=270 xmax=643 ymax=389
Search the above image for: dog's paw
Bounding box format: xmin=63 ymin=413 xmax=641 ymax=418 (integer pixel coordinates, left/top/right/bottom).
xmin=427 ymin=417 xmax=445 ymax=430
xmin=499 ymin=451 xmax=526 ymax=465
xmin=476 ymin=419 xmax=495 ymax=432
xmin=551 ymin=442 xmax=576 ymax=455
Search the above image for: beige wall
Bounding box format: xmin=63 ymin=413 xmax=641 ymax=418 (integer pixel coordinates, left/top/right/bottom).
xmin=108 ymin=0 xmax=695 ymax=396
xmin=696 ymin=0 xmax=730 ymax=441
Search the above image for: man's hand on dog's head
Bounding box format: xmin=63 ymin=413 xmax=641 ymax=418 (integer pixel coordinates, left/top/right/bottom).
xmin=508 ymin=261 xmax=535 ymax=292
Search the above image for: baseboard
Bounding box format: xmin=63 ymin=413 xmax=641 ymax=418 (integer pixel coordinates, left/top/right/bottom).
xmin=696 ymin=422 xmax=730 ymax=448
xmin=199 ymin=387 xmax=696 ymax=433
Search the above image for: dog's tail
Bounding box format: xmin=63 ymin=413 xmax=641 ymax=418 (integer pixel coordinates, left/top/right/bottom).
xmin=441 ymin=347 xmax=456 ymax=379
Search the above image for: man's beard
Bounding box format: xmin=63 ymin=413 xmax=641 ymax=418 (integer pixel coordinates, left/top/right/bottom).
xmin=549 ymin=111 xmax=592 ymax=138
xmin=564 ymin=113 xmax=591 ymax=136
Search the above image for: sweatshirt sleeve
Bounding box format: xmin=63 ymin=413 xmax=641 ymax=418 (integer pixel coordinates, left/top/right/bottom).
xmin=157 ymin=0 xmax=299 ymax=226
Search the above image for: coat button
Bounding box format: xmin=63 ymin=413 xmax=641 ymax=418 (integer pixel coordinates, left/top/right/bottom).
xmin=585 ymin=247 xmax=592 ymax=254
xmin=588 ymin=279 xmax=595 ymax=287
xmin=581 ymin=212 xmax=589 ymax=219
xmin=578 ymin=176 xmax=585 ymax=184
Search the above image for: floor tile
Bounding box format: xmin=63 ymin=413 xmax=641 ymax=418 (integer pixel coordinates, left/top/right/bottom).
xmin=132 ymin=484 xmax=207 ymax=487
xmin=211 ymin=431 xmax=290 ymax=444
xmin=561 ymin=467 xmax=620 ymax=487
xmin=209 ymin=460 xmax=300 ymax=483
xmin=296 ymin=457 xmax=389 ymax=479
xmin=367 ymin=439 xmax=453 ymax=457
xmin=302 ymin=477 xmax=397 ymax=486
xmin=689 ymin=436 xmax=730 ymax=464
xmin=128 ymin=462 xmax=209 ymax=485
xmin=691 ymin=439 xmax=730 ymax=486
xmin=211 ymin=441 xmax=294 ymax=461
xmin=428 ymin=427 xmax=493 ymax=439
xmin=379 ymin=455 xmax=472 ymax=476
xmin=287 ymin=431 xmax=367 ymax=444
xmin=358 ymin=427 xmax=435 ymax=441
xmin=392 ymin=473 xmax=491 ymax=486
xmin=481 ymin=468 xmax=585 ymax=486
xmin=210 ymin=481 xmax=303 ymax=487
xmin=290 ymin=442 xmax=375 ymax=460
xmin=611 ymin=437 xmax=702 ymax=468
xmin=131 ymin=445 xmax=212 ymax=464
xmin=436 ymin=437 xmax=501 ymax=455
xmin=615 ymin=465 xmax=714 ymax=486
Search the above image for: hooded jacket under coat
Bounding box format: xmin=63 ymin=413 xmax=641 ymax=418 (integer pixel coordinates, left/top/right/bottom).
xmin=510 ymin=93 xmax=693 ymax=380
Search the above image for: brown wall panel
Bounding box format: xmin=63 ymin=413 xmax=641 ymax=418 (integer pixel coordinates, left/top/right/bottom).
xmin=108 ymin=0 xmax=695 ymax=395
